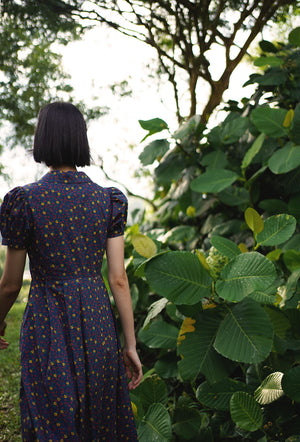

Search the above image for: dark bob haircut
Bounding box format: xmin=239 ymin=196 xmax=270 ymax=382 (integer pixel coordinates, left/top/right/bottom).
xmin=33 ymin=102 xmax=90 ymax=167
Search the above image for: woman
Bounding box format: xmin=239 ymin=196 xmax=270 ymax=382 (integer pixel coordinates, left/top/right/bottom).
xmin=0 ymin=102 xmax=142 ymax=441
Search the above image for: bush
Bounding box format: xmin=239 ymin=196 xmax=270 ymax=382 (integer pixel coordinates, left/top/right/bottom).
xmin=126 ymin=29 xmax=300 ymax=441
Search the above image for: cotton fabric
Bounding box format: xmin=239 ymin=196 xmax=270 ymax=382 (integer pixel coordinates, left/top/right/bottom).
xmin=0 ymin=170 xmax=138 ymax=441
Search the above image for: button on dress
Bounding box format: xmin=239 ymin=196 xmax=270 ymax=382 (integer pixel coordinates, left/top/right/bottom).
xmin=0 ymin=170 xmax=138 ymax=441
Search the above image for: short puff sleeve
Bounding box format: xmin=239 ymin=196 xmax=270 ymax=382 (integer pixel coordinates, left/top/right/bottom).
xmin=0 ymin=187 xmax=32 ymax=249
xmin=107 ymin=188 xmax=128 ymax=238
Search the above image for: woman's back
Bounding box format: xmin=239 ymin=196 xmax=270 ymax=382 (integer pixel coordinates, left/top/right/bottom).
xmin=15 ymin=170 xmax=126 ymax=281
xmin=1 ymin=170 xmax=137 ymax=441
xmin=0 ymin=102 xmax=141 ymax=441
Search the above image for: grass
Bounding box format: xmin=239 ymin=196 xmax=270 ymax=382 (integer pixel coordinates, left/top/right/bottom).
xmin=0 ymin=283 xmax=29 ymax=442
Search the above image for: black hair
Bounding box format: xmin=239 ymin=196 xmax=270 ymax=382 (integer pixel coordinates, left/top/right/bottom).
xmin=33 ymin=102 xmax=91 ymax=167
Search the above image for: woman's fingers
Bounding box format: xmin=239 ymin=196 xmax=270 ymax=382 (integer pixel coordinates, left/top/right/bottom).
xmin=0 ymin=322 xmax=8 ymax=349
xmin=123 ymin=349 xmax=143 ymax=390
xmin=0 ymin=337 xmax=9 ymax=350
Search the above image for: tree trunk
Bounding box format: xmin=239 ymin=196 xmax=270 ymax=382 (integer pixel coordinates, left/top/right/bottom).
xmin=200 ymin=72 xmax=231 ymax=124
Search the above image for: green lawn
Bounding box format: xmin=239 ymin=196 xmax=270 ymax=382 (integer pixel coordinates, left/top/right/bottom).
xmin=0 ymin=284 xmax=28 ymax=442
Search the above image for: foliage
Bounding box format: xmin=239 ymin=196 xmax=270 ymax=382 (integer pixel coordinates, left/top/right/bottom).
xmin=64 ymin=0 xmax=299 ymax=121
xmin=7 ymin=1 xmax=298 ymax=124
xmin=1 ymin=1 xmax=299 ymax=174
xmin=123 ymin=29 xmax=300 ymax=441
xmin=0 ymin=0 xmax=103 ymax=148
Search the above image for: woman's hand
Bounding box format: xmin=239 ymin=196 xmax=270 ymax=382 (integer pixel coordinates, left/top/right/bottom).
xmin=123 ymin=347 xmax=143 ymax=390
xmin=0 ymin=321 xmax=8 ymax=350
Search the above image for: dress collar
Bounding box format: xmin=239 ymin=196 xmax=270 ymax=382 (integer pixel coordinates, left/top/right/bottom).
xmin=40 ymin=170 xmax=92 ymax=184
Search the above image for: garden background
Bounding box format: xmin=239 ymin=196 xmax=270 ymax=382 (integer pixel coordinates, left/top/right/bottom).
xmin=0 ymin=1 xmax=300 ymax=441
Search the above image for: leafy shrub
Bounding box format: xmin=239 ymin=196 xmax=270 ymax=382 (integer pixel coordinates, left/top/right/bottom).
xmin=126 ymin=29 xmax=300 ymax=441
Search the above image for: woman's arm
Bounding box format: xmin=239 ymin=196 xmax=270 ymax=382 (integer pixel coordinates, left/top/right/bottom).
xmin=0 ymin=247 xmax=26 ymax=349
xmin=106 ymin=236 xmax=142 ymax=390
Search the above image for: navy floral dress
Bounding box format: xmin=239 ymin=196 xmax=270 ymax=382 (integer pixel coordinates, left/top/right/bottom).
xmin=0 ymin=170 xmax=138 ymax=441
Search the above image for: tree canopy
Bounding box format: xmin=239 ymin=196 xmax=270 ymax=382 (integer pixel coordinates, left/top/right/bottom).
xmin=0 ymin=0 xmax=99 ymax=147
xmin=73 ymin=0 xmax=299 ymax=121
xmin=1 ymin=0 xmax=299 ymax=148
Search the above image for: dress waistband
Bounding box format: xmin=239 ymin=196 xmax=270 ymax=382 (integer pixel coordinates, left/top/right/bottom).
xmin=31 ymin=274 xmax=103 ymax=285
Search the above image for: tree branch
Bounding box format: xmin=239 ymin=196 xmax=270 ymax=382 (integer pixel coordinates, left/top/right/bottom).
xmin=94 ymin=157 xmax=157 ymax=210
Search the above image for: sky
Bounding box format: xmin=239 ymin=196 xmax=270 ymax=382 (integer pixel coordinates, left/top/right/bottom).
xmin=0 ymin=26 xmax=173 ymax=198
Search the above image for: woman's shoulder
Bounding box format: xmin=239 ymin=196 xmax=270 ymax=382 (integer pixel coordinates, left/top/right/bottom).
xmin=2 ymin=186 xmax=27 ymax=205
xmin=92 ymin=184 xmax=127 ymax=206
xmin=105 ymin=187 xmax=127 ymax=204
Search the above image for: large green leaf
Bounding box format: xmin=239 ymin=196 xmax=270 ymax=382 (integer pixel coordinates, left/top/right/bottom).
xmin=145 ymin=251 xmax=212 ymax=305
xmin=255 ymin=71 xmax=286 ymax=86
xmin=230 ymin=392 xmax=263 ymax=432
xmin=268 ymin=143 xmax=300 ymax=174
xmin=173 ymin=398 xmax=207 ymax=439
xmin=155 ymin=152 xmax=184 ymax=185
xmin=283 ymin=250 xmax=300 ymax=272
xmin=216 ymin=252 xmax=276 ymax=302
xmin=154 ymin=353 xmax=178 ymax=379
xmin=265 ymin=307 xmax=290 ymax=339
xmin=288 ymin=192 xmax=300 ymax=223
xmin=251 ymin=107 xmax=288 ymax=137
xmin=290 ymin=103 xmax=300 ymax=143
xmin=282 ymin=366 xmax=300 ymax=402
xmin=259 ymin=199 xmax=288 ymax=215
xmin=259 ymin=40 xmax=277 ymax=53
xmin=178 ymin=313 xmax=233 ymax=383
xmin=282 ymin=233 xmax=300 ymax=252
xmin=190 ymin=169 xmax=239 ymax=193
xmin=214 ymin=299 xmax=274 ymax=363
xmin=242 ymin=133 xmax=266 ymax=171
xmin=139 ymin=139 xmax=170 ymax=166
xmin=138 ymin=319 xmax=179 ymax=348
xmin=244 ymin=207 xmax=264 ymax=235
xmin=247 ymin=284 xmax=277 ymax=304
xmin=218 ymin=186 xmax=250 ymax=207
xmin=283 ymin=269 xmax=300 ymax=305
xmin=173 ymin=114 xmax=204 ymax=141
xmin=210 ymin=219 xmax=243 ymax=237
xmin=245 ymin=165 xmax=268 ymax=188
xmin=210 ymin=236 xmax=241 ymax=259
xmin=142 ymin=298 xmax=169 ymax=329
xmin=135 ymin=376 xmax=168 ymax=410
xmin=139 ymin=118 xmax=168 ymax=141
xmin=137 ymin=403 xmax=172 ymax=441
xmin=220 ymin=117 xmax=249 ymax=144
xmin=254 ymin=56 xmax=282 ymax=67
xmin=283 ymin=109 xmax=295 ymax=128
xmin=266 ymin=248 xmax=282 ymax=262
xmin=132 ymin=233 xmax=157 ymax=258
xmin=130 ymin=392 xmax=144 ymax=420
xmin=256 ymin=214 xmax=296 ymax=247
xmin=177 ymin=324 xmax=202 ymax=381
xmin=201 ymin=150 xmax=227 ymax=169
xmin=163 ymin=225 xmax=197 ymax=244
xmin=254 ymin=372 xmax=284 ymax=405
xmin=207 ymin=125 xmax=222 ymax=146
xmin=289 ymin=26 xmax=300 ymax=47
xmin=196 ymin=379 xmax=252 ymax=411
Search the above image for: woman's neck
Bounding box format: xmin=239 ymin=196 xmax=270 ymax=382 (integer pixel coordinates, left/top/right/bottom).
xmin=50 ymin=166 xmax=77 ymax=172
